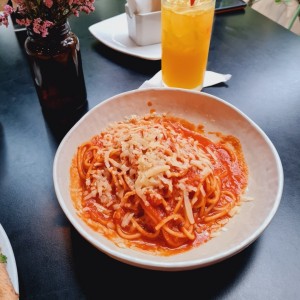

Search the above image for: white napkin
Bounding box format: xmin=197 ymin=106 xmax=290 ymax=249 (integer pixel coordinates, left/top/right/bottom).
xmin=127 ymin=0 xmax=161 ymax=14
xmin=139 ymin=70 xmax=232 ymax=89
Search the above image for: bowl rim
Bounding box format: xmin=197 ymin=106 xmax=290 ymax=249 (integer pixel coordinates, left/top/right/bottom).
xmin=53 ymin=87 xmax=284 ymax=271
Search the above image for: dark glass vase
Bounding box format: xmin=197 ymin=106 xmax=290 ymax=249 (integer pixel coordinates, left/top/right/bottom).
xmin=24 ymin=20 xmax=87 ymax=123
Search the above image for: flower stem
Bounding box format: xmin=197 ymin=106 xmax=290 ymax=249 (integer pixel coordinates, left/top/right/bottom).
xmin=288 ymin=4 xmax=300 ymax=30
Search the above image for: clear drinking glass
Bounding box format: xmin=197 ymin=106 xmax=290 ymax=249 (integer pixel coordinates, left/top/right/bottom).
xmin=161 ymin=0 xmax=216 ymax=90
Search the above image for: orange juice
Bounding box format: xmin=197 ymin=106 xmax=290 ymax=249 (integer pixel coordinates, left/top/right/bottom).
xmin=161 ymin=0 xmax=215 ymax=90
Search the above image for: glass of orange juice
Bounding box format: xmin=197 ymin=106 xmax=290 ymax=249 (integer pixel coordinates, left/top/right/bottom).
xmin=161 ymin=0 xmax=216 ymax=90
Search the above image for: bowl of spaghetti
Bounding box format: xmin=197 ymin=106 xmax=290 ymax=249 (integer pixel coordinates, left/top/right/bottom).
xmin=53 ymin=88 xmax=283 ymax=271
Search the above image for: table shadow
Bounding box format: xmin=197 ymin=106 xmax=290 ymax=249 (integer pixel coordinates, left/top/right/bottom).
xmin=0 ymin=123 xmax=6 ymax=180
xmin=70 ymin=226 xmax=259 ymax=299
xmin=91 ymin=41 xmax=161 ymax=76
xmin=42 ymin=101 xmax=89 ymax=144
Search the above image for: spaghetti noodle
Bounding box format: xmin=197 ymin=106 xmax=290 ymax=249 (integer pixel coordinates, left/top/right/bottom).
xmin=70 ymin=113 xmax=248 ymax=254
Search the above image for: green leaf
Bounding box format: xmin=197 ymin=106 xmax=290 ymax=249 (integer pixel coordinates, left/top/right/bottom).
xmin=0 ymin=253 xmax=7 ymax=263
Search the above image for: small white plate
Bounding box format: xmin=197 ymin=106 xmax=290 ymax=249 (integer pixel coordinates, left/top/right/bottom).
xmin=88 ymin=13 xmax=161 ymax=61
xmin=53 ymin=88 xmax=283 ymax=271
xmin=0 ymin=224 xmax=19 ymax=294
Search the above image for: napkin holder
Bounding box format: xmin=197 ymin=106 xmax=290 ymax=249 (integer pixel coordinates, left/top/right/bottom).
xmin=125 ymin=3 xmax=161 ymax=46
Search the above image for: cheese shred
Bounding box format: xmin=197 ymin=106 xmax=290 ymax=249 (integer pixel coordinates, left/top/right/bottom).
xmin=70 ymin=113 xmax=249 ymax=254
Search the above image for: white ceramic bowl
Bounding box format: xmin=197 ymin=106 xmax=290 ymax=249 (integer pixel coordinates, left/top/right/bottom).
xmin=53 ymin=88 xmax=283 ymax=271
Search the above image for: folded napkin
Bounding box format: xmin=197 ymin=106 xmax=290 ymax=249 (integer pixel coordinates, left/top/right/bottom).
xmin=139 ymin=70 xmax=232 ymax=90
xmin=127 ymin=0 xmax=161 ymax=14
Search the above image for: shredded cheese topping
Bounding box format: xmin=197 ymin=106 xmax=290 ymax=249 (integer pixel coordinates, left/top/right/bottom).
xmin=70 ymin=113 xmax=248 ymax=253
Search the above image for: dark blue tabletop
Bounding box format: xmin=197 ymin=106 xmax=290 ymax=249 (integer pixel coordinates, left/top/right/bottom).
xmin=0 ymin=1 xmax=299 ymax=299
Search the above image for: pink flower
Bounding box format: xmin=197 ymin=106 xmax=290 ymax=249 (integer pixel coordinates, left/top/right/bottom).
xmin=0 ymin=5 xmax=14 ymax=27
xmin=44 ymin=0 xmax=53 ymax=9
xmin=0 ymin=0 xmax=95 ymax=36
xmin=4 ymin=4 xmax=13 ymax=14
xmin=16 ymin=18 xmax=32 ymax=27
xmin=32 ymin=18 xmax=54 ymax=37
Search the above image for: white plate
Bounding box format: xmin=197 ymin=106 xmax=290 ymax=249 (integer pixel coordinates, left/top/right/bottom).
xmin=0 ymin=224 xmax=19 ymax=294
xmin=88 ymin=13 xmax=161 ymax=60
xmin=53 ymin=88 xmax=283 ymax=271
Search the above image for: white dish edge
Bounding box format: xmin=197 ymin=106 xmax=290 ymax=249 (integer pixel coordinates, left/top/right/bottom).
xmin=0 ymin=223 xmax=19 ymax=294
xmin=88 ymin=13 xmax=161 ymax=61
